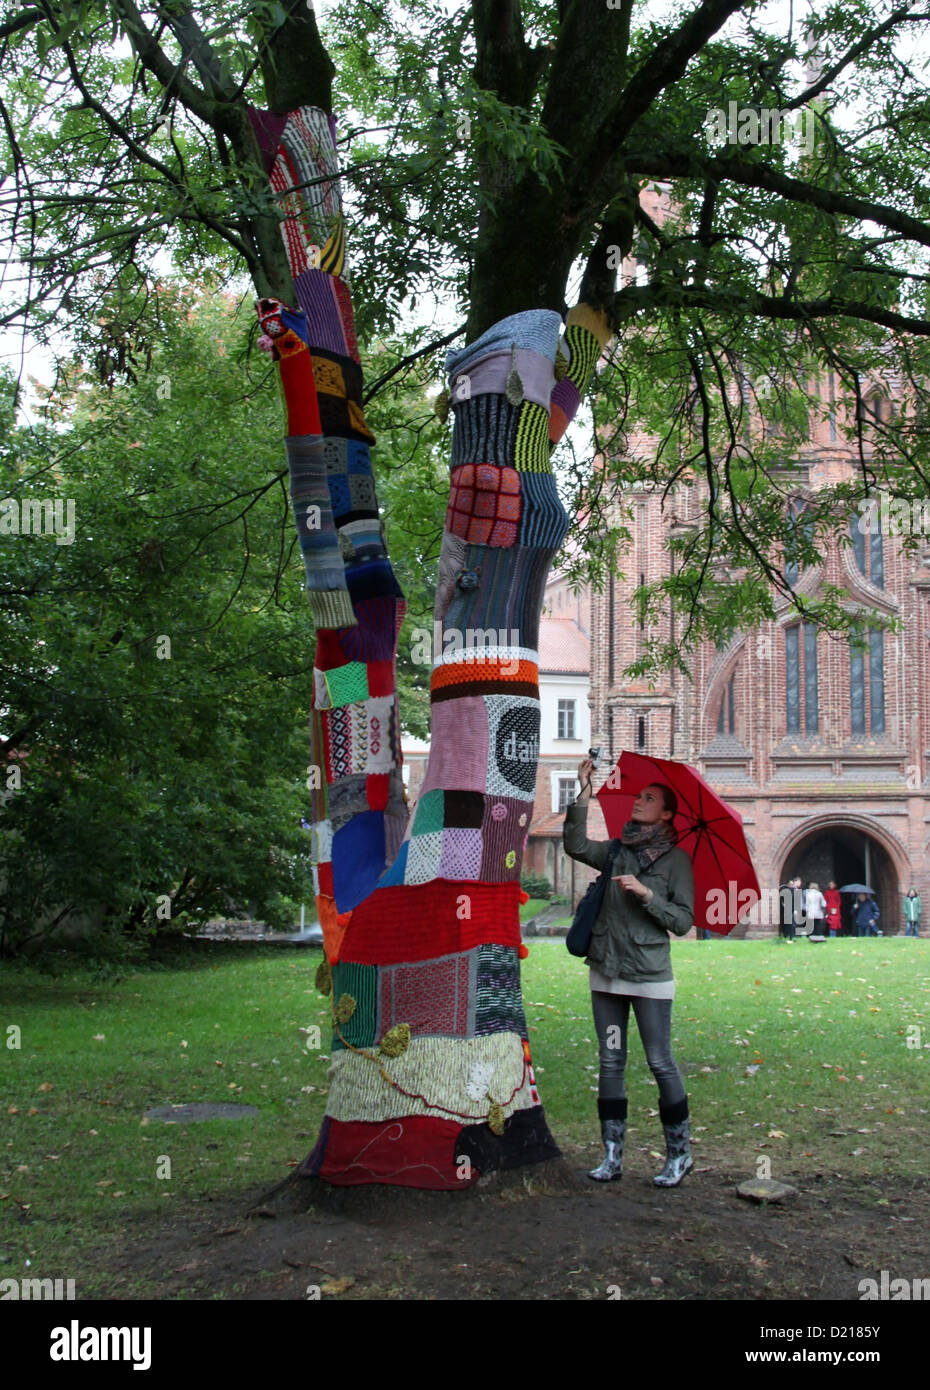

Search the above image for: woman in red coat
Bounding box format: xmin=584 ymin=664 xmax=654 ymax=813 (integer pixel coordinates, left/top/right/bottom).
xmin=824 ymin=881 xmax=842 ymax=938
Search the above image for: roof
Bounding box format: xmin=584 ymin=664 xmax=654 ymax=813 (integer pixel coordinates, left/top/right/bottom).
xmin=538 ymin=616 xmax=590 ymax=675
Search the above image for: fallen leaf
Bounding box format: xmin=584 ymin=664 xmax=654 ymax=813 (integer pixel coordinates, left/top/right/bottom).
xmin=37 ymin=1082 xmax=54 ymax=1092
xmin=320 ymin=1276 xmax=355 ymax=1295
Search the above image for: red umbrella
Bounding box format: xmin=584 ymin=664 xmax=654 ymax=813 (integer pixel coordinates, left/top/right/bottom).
xmin=597 ymin=751 xmax=761 ymax=936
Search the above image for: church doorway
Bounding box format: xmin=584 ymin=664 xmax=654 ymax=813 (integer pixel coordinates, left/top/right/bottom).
xmin=779 ymin=822 xmax=899 ymax=936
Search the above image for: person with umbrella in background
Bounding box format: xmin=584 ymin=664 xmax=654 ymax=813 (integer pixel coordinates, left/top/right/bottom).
xmin=853 ymin=891 xmax=881 ymax=937
xmin=564 ymin=756 xmax=696 ymax=1187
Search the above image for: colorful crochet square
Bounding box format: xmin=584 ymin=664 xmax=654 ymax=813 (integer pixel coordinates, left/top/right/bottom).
xmin=303 ymin=1115 xmax=469 ymax=1189
xmin=322 ymin=703 xmax=368 ymax=782
xmin=404 ymin=831 xmax=442 ymax=885
xmin=411 ymin=788 xmax=445 ymax=836
xmin=339 ymin=880 xmax=522 ymax=965
xmin=420 ymin=695 xmax=489 ymax=796
xmin=323 ymin=437 xmax=373 ymax=476
xmin=473 ymin=944 xmax=528 ymax=1037
xmin=446 ymin=464 xmax=521 ymax=546
xmin=331 ymin=961 xmax=378 ymax=1051
xmin=377 ymin=950 xmax=472 ymax=1039
xmin=438 ymin=827 xmax=483 ymax=879
xmin=515 ymin=469 xmax=570 ymax=549
xmin=312 ymin=350 xmax=375 ymax=444
xmin=324 ymin=661 xmax=369 ymax=708
xmin=480 ymin=795 xmax=530 ymax=881
xmin=484 ymin=694 xmax=541 ymax=801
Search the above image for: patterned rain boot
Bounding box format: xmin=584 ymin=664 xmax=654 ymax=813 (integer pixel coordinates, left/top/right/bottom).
xmin=588 ymin=1099 xmax=627 ymax=1182
xmin=654 ymin=1099 xmax=693 ymax=1188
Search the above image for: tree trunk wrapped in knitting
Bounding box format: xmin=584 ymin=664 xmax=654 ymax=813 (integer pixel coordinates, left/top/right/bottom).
xmin=254 ymin=102 xmax=609 ymax=1188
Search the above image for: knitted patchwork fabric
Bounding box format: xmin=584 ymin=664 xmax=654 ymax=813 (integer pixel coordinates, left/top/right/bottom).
xmin=446 ymin=464 xmax=521 ymax=546
xmin=331 ymin=961 xmax=378 ymax=1051
xmin=378 ymin=950 xmax=472 ymax=1039
xmin=473 ymin=944 xmax=528 ymax=1037
xmin=449 ymin=347 xmax=555 ymax=411
xmin=480 ymin=794 xmax=531 ymax=881
xmin=301 ymin=1115 xmax=470 ymax=1189
xmin=306 ymin=305 xmax=607 ymax=1188
xmin=255 ymin=103 xmax=409 ymax=939
xmin=266 ymin=105 xmax=341 ymax=277
xmin=340 ymin=879 xmax=522 ymax=965
xmin=324 ymin=1032 xmax=534 ymax=1123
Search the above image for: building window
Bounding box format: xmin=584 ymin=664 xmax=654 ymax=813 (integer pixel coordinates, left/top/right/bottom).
xmin=717 ymin=674 xmax=736 ymax=734
xmin=557 ymin=699 xmax=577 ymax=740
xmin=784 ymin=498 xmax=814 ymax=586
xmin=637 ymin=715 xmax=646 ymax=749
xmin=785 ymin=623 xmax=819 ymax=733
xmin=556 ymin=777 xmax=577 ymax=813
xmin=851 ymin=627 xmax=886 ymax=735
xmin=849 ymin=511 xmax=884 ymax=589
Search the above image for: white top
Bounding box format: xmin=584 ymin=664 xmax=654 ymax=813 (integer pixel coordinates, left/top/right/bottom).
xmin=589 ymin=966 xmax=675 ymax=1000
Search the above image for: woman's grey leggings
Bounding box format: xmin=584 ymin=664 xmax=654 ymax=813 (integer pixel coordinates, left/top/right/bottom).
xmin=591 ymin=991 xmax=686 ymax=1108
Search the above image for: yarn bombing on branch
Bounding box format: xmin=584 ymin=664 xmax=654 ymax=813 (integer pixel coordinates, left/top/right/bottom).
xmin=258 ymin=104 xmax=610 ymax=1188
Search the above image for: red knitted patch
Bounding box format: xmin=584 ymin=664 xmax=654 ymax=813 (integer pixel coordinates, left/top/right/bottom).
xmin=278 ymin=350 xmax=322 ymax=436
xmin=366 ymin=660 xmax=395 ymax=696
xmin=340 ymin=879 xmax=521 ymax=964
xmin=366 ymin=772 xmax=390 ymax=810
xmin=313 ymin=1116 xmax=469 ymax=1188
xmin=446 ymin=464 xmax=521 ymax=547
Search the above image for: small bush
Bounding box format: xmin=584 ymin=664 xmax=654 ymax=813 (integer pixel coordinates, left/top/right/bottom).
xmin=521 ymin=873 xmax=552 ymax=899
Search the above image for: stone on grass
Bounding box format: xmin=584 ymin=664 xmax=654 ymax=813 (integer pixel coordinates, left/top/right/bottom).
xmin=736 ymin=1177 xmax=798 ymax=1203
xmin=144 ymin=1103 xmax=260 ymax=1123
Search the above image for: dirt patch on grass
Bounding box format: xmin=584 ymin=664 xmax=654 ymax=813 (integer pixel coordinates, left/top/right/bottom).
xmin=93 ymin=1148 xmax=930 ymax=1300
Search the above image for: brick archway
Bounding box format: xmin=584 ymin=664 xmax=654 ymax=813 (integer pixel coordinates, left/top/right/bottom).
xmin=775 ymin=813 xmax=906 ymax=937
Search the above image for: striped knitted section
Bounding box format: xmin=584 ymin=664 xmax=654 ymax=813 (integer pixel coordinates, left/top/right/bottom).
xmin=450 ymin=394 xmax=519 ymax=470
xmin=513 ymin=401 xmax=552 ymax=471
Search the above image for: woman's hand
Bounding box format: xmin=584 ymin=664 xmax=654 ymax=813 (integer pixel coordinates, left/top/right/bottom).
xmin=576 ymin=756 xmax=594 ymax=802
xmin=613 ymin=873 xmax=651 ymax=900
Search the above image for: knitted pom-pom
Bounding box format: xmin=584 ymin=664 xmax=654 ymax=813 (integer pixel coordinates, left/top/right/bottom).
xmin=518 ymin=943 xmax=529 ymax=960
xmin=379 ymin=1023 xmax=411 ymax=1058
xmin=518 ymin=888 xmax=530 ymax=905
xmin=488 ymin=1101 xmax=506 ymax=1136
xmin=315 ymin=959 xmax=333 ymax=996
xmin=334 ymin=993 xmax=357 ymax=1024
xmin=434 ymin=389 xmax=450 ymax=424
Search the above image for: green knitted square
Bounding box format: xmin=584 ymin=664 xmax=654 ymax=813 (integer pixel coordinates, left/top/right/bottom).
xmin=324 ymin=661 xmax=369 ymax=708
xmin=514 ymin=401 xmax=551 ymax=472
xmin=331 ymin=961 xmax=378 ymax=1051
xmin=412 ymin=788 xmax=445 ymax=836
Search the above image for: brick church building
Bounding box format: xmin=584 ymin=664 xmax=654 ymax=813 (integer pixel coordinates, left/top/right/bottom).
xmin=523 ymin=183 xmax=930 ymax=937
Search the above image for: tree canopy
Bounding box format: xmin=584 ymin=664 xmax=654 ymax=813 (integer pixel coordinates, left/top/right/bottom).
xmin=4 ymin=1 xmax=930 ymax=663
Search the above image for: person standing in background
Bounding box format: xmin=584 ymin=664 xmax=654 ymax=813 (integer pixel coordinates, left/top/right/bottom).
xmin=824 ymin=881 xmax=842 ymax=938
xmin=805 ymin=882 xmax=827 ymax=935
xmin=904 ymin=887 xmax=922 ymax=938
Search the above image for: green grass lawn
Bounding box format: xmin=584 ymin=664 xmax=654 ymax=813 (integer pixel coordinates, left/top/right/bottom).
xmin=1 ymin=936 xmax=927 ymax=1295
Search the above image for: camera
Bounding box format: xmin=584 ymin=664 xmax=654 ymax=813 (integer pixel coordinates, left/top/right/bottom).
xmin=589 ymin=746 xmax=603 ymax=768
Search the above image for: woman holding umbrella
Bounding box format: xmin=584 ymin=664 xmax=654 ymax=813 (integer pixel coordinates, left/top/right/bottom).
xmin=563 ymin=756 xmax=696 ymax=1188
